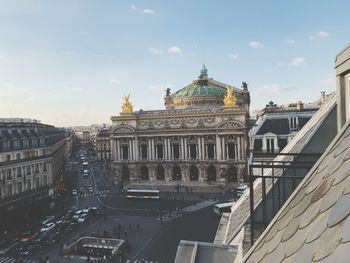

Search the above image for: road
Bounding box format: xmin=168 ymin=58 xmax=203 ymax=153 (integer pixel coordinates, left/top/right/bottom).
xmin=0 ymin=146 xmax=227 ymax=262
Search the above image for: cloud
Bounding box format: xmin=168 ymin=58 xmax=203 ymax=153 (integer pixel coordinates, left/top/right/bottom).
xmin=289 ymin=57 xmax=305 ymax=66
xmin=228 ymin=53 xmax=239 ymax=60
xmin=109 ymin=79 xmax=120 ymax=84
xmin=149 ymin=46 xmax=181 ymax=55
xmin=319 ymin=31 xmax=329 ymax=37
xmin=250 ymin=41 xmax=264 ymax=48
xmin=308 ymin=31 xmax=329 ymax=40
xmin=286 ymin=39 xmax=296 ymax=44
xmin=131 ymin=4 xmax=154 ymax=15
xmin=149 ymin=83 xmax=174 ymax=91
xmin=254 ymin=84 xmax=296 ymax=96
xmin=167 ymin=46 xmax=181 ymax=54
xmin=149 ymin=48 xmax=164 ymax=55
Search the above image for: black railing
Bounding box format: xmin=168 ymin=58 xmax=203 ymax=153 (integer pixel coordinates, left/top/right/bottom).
xmin=248 ymin=152 xmax=321 ymax=246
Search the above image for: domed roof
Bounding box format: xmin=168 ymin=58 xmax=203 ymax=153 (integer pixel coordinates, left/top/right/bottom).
xmin=173 ymin=65 xmax=226 ymax=98
xmin=174 ymin=84 xmax=226 ymax=97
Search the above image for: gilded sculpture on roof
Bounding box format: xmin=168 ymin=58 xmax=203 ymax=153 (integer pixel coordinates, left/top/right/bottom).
xmin=223 ymin=86 xmax=237 ymax=107
xmin=121 ymin=93 xmax=133 ymax=113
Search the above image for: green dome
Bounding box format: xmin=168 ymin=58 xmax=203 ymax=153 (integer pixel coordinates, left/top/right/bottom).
xmin=174 ymin=85 xmax=226 ymax=97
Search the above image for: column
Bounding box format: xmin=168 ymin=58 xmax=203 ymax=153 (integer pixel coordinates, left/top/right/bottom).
xmin=164 ymin=138 xmax=168 ymax=160
xmin=205 ymin=144 xmax=208 ymax=159
xmin=274 ymin=137 xmax=279 ymax=153
xmin=221 ymin=137 xmax=225 ymax=160
xmin=180 ymin=138 xmax=184 ymax=159
xmin=237 ymin=136 xmax=241 ymax=160
xmin=184 ymin=138 xmax=188 ymax=159
xmin=129 ymin=140 xmax=133 ymax=161
xmin=168 ymin=139 xmax=171 ymax=159
xmin=201 ymin=138 xmax=205 ymax=160
xmin=262 ymin=137 xmax=267 ymax=152
xmin=135 ymin=137 xmax=139 ymax=160
xmin=197 ymin=137 xmax=201 ymax=160
xmin=235 ymin=144 xmax=238 ymax=160
xmin=151 ymin=139 xmax=155 ymax=159
xmin=216 ymin=135 xmax=221 ymax=161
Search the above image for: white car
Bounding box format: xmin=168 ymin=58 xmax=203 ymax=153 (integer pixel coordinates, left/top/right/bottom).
xmin=72 ymin=189 xmax=77 ymax=196
xmin=41 ymin=215 xmax=56 ymax=225
xmin=77 ymin=214 xmax=88 ymax=223
xmin=88 ymin=186 xmax=94 ymax=193
xmin=72 ymin=210 xmax=83 ymax=220
xmin=236 ymin=185 xmax=248 ymax=198
xmin=40 ymin=222 xmax=56 ymax=233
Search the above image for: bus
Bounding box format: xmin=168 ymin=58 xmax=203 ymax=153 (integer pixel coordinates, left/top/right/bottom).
xmin=213 ymin=202 xmax=235 ymax=216
xmin=126 ymin=189 xmax=160 ymax=199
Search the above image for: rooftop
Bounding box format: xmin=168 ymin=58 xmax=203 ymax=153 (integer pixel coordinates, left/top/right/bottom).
xmin=244 ymin=115 xmax=350 ymax=263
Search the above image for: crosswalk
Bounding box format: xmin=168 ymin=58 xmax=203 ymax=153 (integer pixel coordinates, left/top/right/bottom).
xmin=0 ymin=257 xmax=33 ymax=263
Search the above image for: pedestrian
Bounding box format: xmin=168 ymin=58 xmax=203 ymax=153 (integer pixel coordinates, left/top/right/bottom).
xmin=124 ymin=229 xmax=127 ymax=238
xmin=136 ymin=224 xmax=140 ymax=231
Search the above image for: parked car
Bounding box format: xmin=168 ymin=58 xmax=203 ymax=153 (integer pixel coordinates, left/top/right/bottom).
xmin=88 ymin=185 xmax=94 ymax=193
xmin=77 ymin=214 xmax=88 ymax=223
xmin=40 ymin=222 xmax=56 ymax=233
xmin=72 ymin=210 xmax=83 ymax=220
xmin=18 ymin=230 xmax=37 ymax=242
xmin=236 ymin=184 xmax=248 ymax=198
xmin=72 ymin=189 xmax=78 ymax=196
xmin=41 ymin=215 xmax=56 ymax=225
xmin=79 ymin=187 xmax=86 ymax=194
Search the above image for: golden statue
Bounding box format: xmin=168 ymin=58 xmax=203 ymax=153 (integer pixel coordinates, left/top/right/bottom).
xmin=121 ymin=93 xmax=133 ymax=113
xmin=223 ymin=86 xmax=237 ymax=107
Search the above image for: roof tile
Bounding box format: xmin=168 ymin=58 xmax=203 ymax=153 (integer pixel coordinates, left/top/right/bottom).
xmin=327 ymin=194 xmax=350 ymax=227
xmin=281 ymin=216 xmax=300 ymax=242
xmin=305 ymin=213 xmax=329 ymax=244
xmin=312 ymin=225 xmax=341 ymax=261
xmin=299 ymin=201 xmax=321 ymax=229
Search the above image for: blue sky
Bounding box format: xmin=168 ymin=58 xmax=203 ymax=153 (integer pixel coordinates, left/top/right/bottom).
xmin=0 ymin=0 xmax=349 ymax=126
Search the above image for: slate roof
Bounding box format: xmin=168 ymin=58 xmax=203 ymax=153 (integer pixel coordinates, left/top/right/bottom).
xmin=215 ymin=94 xmax=337 ymax=246
xmin=256 ymin=119 xmax=290 ymax=135
xmin=243 ymin=112 xmax=350 ymax=263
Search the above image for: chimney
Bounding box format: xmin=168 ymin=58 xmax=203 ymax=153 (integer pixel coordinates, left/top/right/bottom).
xmin=296 ymin=101 xmax=303 ymax=111
xmin=321 ymin=91 xmax=326 ymax=104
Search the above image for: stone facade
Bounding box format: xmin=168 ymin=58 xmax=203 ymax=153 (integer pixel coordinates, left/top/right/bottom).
xmin=95 ymin=128 xmax=111 ymax=160
xmin=110 ymin=68 xmax=250 ymax=185
xmin=0 ymin=118 xmax=67 ymax=211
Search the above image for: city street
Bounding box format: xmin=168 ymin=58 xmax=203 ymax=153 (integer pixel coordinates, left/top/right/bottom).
xmin=0 ymin=148 xmax=229 ymax=263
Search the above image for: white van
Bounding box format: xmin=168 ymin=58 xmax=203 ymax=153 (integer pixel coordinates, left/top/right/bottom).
xmin=236 ymin=184 xmax=248 ymax=198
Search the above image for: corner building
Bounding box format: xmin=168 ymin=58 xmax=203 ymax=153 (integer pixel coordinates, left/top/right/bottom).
xmin=110 ymin=67 xmax=250 ymax=184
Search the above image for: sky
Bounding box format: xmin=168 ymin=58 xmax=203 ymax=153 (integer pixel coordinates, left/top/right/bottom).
xmin=0 ymin=0 xmax=349 ymax=127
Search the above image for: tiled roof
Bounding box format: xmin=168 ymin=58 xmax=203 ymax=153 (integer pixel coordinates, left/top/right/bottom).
xmin=243 ymin=114 xmax=350 ymax=263
xmin=216 ymin=94 xmax=337 ymax=246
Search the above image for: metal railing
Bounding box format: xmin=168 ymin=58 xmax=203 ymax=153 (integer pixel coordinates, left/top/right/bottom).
xmin=248 ymin=152 xmax=321 ymax=245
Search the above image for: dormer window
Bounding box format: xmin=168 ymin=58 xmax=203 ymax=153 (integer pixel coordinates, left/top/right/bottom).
xmin=290 ymin=116 xmax=298 ymax=131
